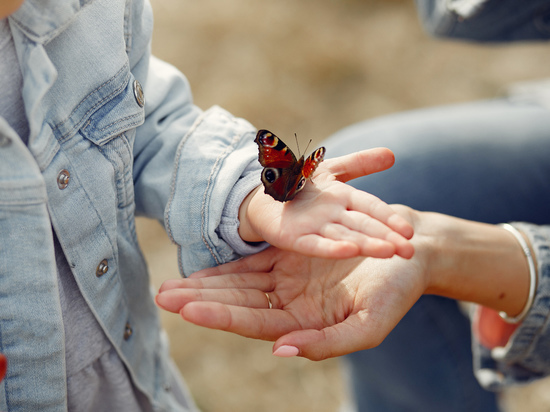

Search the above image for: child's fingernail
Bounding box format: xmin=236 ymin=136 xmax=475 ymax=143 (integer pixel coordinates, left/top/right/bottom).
xmin=155 ymin=293 xmax=167 ymax=308
xmin=273 ymin=345 xmax=299 ymax=357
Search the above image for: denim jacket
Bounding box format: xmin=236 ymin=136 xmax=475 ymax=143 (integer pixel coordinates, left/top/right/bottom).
xmin=0 ymin=0 xmax=261 ymax=410
xmin=416 ymin=0 xmax=550 ymax=42
xmin=416 ymin=0 xmax=550 ymax=391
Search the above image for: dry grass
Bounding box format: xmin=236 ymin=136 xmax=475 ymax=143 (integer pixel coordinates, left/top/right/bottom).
xmin=140 ymin=1 xmax=550 ymax=411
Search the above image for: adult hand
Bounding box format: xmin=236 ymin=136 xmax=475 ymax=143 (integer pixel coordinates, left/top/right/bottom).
xmin=238 ymin=148 xmax=414 ymax=260
xmin=157 ymin=220 xmax=426 ymax=360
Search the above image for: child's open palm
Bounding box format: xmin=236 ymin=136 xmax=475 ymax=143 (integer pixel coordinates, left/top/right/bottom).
xmin=239 ymin=147 xmax=414 ymax=259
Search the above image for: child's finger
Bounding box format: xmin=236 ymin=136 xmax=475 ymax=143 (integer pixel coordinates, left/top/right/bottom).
xmin=324 ymin=148 xmax=395 ymax=183
xmin=348 ymin=190 xmax=414 ymax=240
xmin=292 ymin=233 xmax=403 ymax=259
xmin=338 ymin=211 xmax=414 ymax=258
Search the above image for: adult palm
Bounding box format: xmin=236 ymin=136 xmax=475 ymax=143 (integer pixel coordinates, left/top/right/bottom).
xmin=157 ymin=239 xmax=427 ymax=361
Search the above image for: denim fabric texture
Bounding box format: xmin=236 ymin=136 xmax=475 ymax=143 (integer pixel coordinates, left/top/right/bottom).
xmin=415 ymin=0 xmax=550 ymax=42
xmin=0 ymin=0 xmax=262 ymax=410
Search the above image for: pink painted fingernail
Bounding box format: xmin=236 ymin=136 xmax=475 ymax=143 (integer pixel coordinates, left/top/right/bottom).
xmin=273 ymin=345 xmax=300 ymax=357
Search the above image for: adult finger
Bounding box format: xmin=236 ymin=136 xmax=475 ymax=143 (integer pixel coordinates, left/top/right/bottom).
xmin=188 ymin=248 xmax=280 ymax=279
xmin=160 ymin=271 xmax=274 ymax=293
xmin=272 ymin=314 xmax=388 ymax=361
xmin=180 ymin=301 xmax=303 ymax=341
xmin=156 ymin=287 xmax=274 ymax=313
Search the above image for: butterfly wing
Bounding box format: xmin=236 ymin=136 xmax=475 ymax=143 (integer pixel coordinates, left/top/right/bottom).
xmin=302 ymin=146 xmax=326 ymax=179
xmin=255 ymin=129 xmax=297 ymax=168
xmin=255 ymin=130 xmax=301 ymax=202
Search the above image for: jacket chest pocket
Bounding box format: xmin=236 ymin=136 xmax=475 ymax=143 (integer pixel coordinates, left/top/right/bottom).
xmin=78 ymin=74 xmax=145 ymax=210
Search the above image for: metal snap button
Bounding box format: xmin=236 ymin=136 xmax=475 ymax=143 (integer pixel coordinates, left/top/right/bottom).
xmin=57 ymin=169 xmax=70 ymax=190
xmin=123 ymin=322 xmax=133 ymax=340
xmin=133 ymin=80 xmax=145 ymax=108
xmin=95 ymin=259 xmax=109 ymax=277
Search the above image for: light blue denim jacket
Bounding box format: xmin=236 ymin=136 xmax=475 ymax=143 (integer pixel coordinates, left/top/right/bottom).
xmin=417 ymin=0 xmax=550 ymax=391
xmin=0 ymin=0 xmax=262 ymax=410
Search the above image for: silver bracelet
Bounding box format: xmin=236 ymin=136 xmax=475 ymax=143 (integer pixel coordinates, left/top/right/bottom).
xmin=498 ymin=223 xmax=537 ymax=324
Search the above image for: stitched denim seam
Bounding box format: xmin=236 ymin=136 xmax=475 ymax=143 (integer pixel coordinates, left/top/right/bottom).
xmin=123 ymin=0 xmax=133 ymax=53
xmin=0 ymin=197 xmax=46 ymax=206
xmin=200 ymin=120 xmax=243 ymax=266
xmin=0 ymin=182 xmax=47 ymax=205
xmin=54 ymin=63 xmax=127 ymax=131
xmin=165 ymin=117 xmax=202 ymax=244
xmin=165 ymin=110 xmax=205 ymax=276
xmin=84 ymin=115 xmax=143 ymax=147
xmin=96 ymin=113 xmax=143 ymax=134
xmin=53 ymin=64 xmax=130 ymax=142
xmin=10 ymin=0 xmax=94 ymax=44
xmin=200 ymin=145 xmax=228 ymax=267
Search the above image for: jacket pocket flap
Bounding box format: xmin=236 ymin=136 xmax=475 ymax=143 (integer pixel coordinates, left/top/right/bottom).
xmin=81 ymin=76 xmax=145 ymax=146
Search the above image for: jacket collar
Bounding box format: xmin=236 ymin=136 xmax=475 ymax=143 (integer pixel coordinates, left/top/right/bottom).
xmin=10 ymin=0 xmax=93 ymax=44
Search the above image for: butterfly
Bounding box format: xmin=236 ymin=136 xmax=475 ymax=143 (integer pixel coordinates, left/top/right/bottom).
xmin=255 ymin=129 xmax=326 ymax=202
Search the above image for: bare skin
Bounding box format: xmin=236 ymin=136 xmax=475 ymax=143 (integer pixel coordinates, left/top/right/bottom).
xmin=238 ymin=147 xmax=414 ymax=260
xmin=0 ymin=0 xmax=25 ymax=19
xmin=157 ymin=206 xmax=532 ymax=360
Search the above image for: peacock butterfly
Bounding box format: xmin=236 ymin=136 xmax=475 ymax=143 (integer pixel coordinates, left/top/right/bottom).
xmin=255 ymin=129 xmax=326 ymax=202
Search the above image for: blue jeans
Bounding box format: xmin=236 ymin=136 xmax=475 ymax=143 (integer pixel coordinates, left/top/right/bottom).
xmin=324 ymin=98 xmax=550 ymax=412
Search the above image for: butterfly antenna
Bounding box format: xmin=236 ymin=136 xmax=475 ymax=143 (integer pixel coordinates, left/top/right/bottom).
xmin=303 ymin=139 xmax=312 ymax=155
xmin=294 ymin=132 xmax=312 ymax=156
xmin=294 ymin=133 xmax=301 ymax=156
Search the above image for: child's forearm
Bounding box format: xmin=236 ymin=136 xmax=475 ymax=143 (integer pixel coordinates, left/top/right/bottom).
xmin=238 ymin=185 xmax=265 ymax=243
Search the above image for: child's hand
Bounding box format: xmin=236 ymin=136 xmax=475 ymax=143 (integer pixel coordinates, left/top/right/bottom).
xmin=238 ymin=148 xmax=414 ymax=259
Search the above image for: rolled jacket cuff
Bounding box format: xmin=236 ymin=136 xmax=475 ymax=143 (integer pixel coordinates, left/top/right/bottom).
xmin=165 ymin=105 xmax=262 ymax=276
xmin=218 ymin=168 xmax=269 ymax=256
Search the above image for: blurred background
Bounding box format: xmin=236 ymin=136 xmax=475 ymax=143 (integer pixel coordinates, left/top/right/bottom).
xmin=140 ymin=0 xmax=550 ymax=411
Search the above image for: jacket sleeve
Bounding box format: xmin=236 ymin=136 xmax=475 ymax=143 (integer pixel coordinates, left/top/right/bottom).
xmin=132 ymin=56 xmax=266 ymax=276
xmin=472 ymin=223 xmax=550 ymax=390
xmin=415 ymin=0 xmax=550 ymax=42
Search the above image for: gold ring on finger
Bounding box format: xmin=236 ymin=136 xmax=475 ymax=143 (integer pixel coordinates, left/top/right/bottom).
xmin=264 ymin=292 xmax=273 ymax=309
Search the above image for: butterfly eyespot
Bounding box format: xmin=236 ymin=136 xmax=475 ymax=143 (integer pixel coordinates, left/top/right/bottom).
xmin=314 ymin=147 xmax=326 ymax=161
xmin=259 ymin=132 xmax=277 ymax=148
xmin=295 ymin=177 xmax=306 ymax=192
xmin=262 ymin=168 xmax=279 ymax=183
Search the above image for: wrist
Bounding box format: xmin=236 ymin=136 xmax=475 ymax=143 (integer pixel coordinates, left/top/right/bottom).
xmin=415 ymin=212 xmax=531 ymax=317
xmin=238 ymin=185 xmax=265 ymax=243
